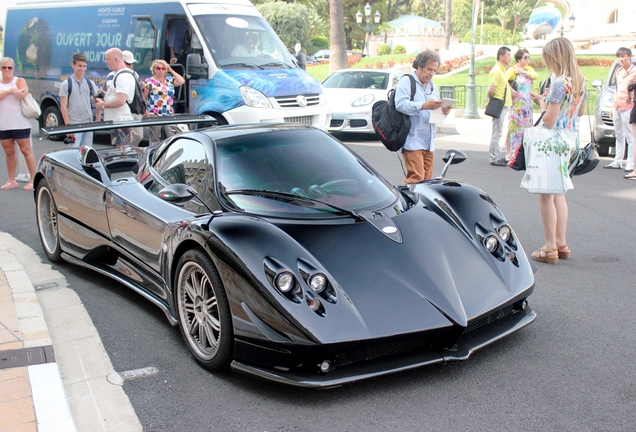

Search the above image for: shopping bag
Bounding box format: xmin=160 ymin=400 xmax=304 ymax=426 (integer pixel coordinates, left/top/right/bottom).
xmin=520 ymin=125 xmax=576 ymax=194
xmin=20 ymin=93 xmax=41 ymax=119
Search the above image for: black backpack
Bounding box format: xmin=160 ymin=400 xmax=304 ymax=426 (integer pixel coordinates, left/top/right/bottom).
xmin=66 ymin=76 xmax=95 ymax=105
xmin=113 ymin=69 xmax=145 ymax=115
xmin=372 ymin=74 xmax=416 ymax=152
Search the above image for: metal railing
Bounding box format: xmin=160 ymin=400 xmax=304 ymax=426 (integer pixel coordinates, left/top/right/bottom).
xmin=438 ymin=85 xmax=600 ymax=113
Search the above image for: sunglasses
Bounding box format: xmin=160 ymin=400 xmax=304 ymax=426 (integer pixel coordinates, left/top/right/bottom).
xmin=522 ymin=56 xmax=530 ymax=60
xmin=154 ymin=66 xmax=166 ymax=70
xmin=1 ymin=66 xmax=14 ymax=70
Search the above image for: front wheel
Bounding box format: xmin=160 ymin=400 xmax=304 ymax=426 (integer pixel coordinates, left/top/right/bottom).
xmin=175 ymin=249 xmax=233 ymax=370
xmin=42 ymin=106 xmax=65 ymax=142
xmin=36 ymin=180 xmax=63 ymax=262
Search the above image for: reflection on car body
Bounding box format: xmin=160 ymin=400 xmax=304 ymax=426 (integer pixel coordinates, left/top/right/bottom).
xmin=34 ymin=117 xmax=536 ymax=388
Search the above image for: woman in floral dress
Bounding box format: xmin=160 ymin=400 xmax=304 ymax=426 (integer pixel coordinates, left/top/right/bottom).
xmin=506 ymin=49 xmax=538 ymax=158
xmin=143 ymin=59 xmax=185 ymax=141
xmin=528 ymin=38 xmax=586 ymax=265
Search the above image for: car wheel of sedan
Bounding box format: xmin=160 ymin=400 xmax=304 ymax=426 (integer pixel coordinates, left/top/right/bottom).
xmin=36 ymin=181 xmax=63 ymax=262
xmin=175 ymin=249 xmax=233 ymax=370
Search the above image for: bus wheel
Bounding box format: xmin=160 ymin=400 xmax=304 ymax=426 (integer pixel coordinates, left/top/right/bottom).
xmin=43 ymin=106 xmax=65 ymax=142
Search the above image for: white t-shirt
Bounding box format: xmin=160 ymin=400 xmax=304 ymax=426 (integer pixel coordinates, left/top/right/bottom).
xmin=104 ymin=69 xmax=135 ymax=121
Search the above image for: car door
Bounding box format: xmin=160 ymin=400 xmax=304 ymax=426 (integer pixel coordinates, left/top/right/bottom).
xmin=105 ymin=137 xmax=210 ymax=277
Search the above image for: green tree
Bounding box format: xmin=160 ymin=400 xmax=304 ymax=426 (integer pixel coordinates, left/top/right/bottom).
xmin=511 ymin=0 xmax=532 ymax=34
xmin=257 ymin=2 xmax=310 ymax=48
xmin=495 ymin=6 xmax=512 ymax=31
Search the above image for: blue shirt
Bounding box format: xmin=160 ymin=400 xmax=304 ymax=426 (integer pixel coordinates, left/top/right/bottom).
xmin=395 ymin=72 xmax=440 ymax=152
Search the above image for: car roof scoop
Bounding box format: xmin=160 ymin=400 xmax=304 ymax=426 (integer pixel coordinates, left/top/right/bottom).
xmin=357 ymin=210 xmax=402 ymax=243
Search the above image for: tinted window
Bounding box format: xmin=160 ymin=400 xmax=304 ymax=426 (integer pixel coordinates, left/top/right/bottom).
xmin=151 ymin=138 xmax=208 ymax=195
xmin=323 ymin=71 xmax=391 ymax=89
xmin=216 ymin=129 xmax=398 ymax=218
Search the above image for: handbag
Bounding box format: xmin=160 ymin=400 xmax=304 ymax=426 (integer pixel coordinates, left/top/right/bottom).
xmin=509 ymin=112 xmax=546 ymax=171
xmin=567 ymin=100 xmax=600 ymax=176
xmin=520 ymin=124 xmax=576 ymax=194
xmin=508 ymin=79 xmax=518 ymax=91
xmin=484 ymin=85 xmax=507 ymax=118
xmin=20 ymin=93 xmax=41 ymax=119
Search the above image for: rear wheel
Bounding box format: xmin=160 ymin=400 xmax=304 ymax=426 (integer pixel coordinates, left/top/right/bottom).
xmin=42 ymin=106 xmax=65 ymax=142
xmin=36 ymin=180 xmax=63 ymax=262
xmin=597 ymin=143 xmax=610 ymax=157
xmin=175 ymin=249 xmax=233 ymax=370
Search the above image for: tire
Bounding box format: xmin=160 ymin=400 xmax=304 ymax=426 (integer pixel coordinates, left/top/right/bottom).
xmin=175 ymin=249 xmax=233 ymax=370
xmin=36 ymin=180 xmax=63 ymax=262
xmin=42 ymin=106 xmax=65 ymax=142
xmin=597 ymin=144 xmax=610 ymax=157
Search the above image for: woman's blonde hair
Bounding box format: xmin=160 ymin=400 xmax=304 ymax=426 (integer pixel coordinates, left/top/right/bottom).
xmin=151 ymin=59 xmax=169 ymax=74
xmin=0 ymin=57 xmax=16 ymax=68
xmin=542 ymin=37 xmax=585 ymax=94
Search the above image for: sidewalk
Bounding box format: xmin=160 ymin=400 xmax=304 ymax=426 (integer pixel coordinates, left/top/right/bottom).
xmin=0 ymin=233 xmax=141 ymax=432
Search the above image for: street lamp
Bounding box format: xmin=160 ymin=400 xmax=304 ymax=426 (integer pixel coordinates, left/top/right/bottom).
xmin=463 ymin=0 xmax=479 ymax=119
xmin=355 ymin=2 xmax=381 ymax=56
xmin=559 ymin=13 xmax=576 ymax=37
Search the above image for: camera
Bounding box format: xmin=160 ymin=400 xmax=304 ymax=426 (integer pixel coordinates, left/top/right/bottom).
xmin=96 ymin=91 xmax=105 ymax=99
xmin=64 ymin=136 xmax=76 ymax=145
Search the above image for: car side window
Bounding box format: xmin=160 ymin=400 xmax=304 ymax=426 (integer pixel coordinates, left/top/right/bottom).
xmin=151 ymin=138 xmax=208 ymax=195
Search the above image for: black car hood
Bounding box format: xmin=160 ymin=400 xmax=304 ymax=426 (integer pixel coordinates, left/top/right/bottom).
xmin=274 ymin=203 xmax=533 ymax=344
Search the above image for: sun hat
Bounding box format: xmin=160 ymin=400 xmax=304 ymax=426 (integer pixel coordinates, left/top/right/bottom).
xmin=122 ymin=50 xmax=138 ymax=64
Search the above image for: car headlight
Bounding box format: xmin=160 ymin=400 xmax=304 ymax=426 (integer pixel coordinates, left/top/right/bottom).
xmin=308 ymin=274 xmax=327 ymax=293
xmin=275 ymin=272 xmax=295 ymax=293
xmin=484 ymin=235 xmax=498 ymax=253
xmin=498 ymin=225 xmax=511 ymax=242
xmin=601 ymin=92 xmax=613 ymax=108
xmin=239 ymin=86 xmax=272 ymax=109
xmin=351 ymin=94 xmax=375 ymax=107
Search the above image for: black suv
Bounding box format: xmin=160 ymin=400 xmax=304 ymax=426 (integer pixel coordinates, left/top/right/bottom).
xmin=591 ymin=59 xmax=636 ymax=156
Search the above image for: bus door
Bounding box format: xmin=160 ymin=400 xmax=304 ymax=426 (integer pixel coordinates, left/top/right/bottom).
xmin=163 ymin=15 xmax=192 ymax=114
xmin=129 ymin=15 xmax=157 ymax=75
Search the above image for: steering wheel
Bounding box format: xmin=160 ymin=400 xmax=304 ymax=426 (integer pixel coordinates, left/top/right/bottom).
xmin=320 ymin=179 xmax=360 ymax=195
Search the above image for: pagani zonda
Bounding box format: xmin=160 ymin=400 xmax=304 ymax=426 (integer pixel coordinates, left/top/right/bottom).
xmin=35 ymin=117 xmax=536 ymax=388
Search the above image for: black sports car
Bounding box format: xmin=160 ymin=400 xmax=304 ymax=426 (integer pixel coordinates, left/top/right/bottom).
xmin=36 ymin=117 xmax=536 ymax=388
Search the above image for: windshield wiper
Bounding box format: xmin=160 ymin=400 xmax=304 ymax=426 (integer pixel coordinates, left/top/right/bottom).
xmin=222 ymin=62 xmax=264 ymax=70
xmin=224 ymin=189 xmax=363 ymax=220
xmin=260 ymin=62 xmax=292 ymax=68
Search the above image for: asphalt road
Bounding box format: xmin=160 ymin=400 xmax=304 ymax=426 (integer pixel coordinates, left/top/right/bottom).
xmin=1 ymin=125 xmax=635 ymax=431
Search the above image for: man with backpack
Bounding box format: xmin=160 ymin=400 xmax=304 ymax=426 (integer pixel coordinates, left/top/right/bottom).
xmin=96 ymin=48 xmax=137 ymax=148
xmin=395 ymin=50 xmax=450 ymax=182
xmin=59 ymin=52 xmax=99 ymax=147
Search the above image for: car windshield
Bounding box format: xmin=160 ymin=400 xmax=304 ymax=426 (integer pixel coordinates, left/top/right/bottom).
xmin=191 ymin=13 xmax=295 ymax=69
xmin=216 ymin=129 xmax=399 ymax=218
xmin=322 ymin=71 xmax=390 ymax=90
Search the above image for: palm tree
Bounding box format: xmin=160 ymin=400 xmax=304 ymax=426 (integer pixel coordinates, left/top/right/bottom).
xmin=511 ymin=0 xmax=532 ymax=34
xmin=495 ymin=6 xmax=512 ymax=31
xmin=329 ymin=0 xmax=348 ymax=72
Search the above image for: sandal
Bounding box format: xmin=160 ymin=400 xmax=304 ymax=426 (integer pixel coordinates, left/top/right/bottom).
xmin=23 ymin=184 xmax=34 ymax=191
xmin=1 ymin=181 xmax=18 ymax=190
xmin=625 ymin=172 xmax=636 ymax=180
xmin=557 ymin=245 xmax=571 ymax=259
xmin=531 ymin=247 xmax=558 ymax=265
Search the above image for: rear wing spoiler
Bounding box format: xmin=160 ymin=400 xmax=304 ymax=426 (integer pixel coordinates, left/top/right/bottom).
xmin=41 ymin=115 xmax=215 ymax=138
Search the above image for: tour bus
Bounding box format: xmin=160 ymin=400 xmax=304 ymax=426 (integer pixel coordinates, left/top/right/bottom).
xmin=3 ymin=0 xmax=331 ymax=137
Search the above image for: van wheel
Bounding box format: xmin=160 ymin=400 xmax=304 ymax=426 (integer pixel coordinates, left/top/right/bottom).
xmin=597 ymin=144 xmax=610 ymax=157
xmin=43 ymin=106 xmax=65 ymax=142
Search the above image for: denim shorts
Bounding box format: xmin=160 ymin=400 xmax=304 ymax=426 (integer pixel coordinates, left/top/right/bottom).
xmin=0 ymin=128 xmax=31 ymax=140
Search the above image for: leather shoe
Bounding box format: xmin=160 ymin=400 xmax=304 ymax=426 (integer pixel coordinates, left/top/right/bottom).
xmin=490 ymin=159 xmax=508 ymax=166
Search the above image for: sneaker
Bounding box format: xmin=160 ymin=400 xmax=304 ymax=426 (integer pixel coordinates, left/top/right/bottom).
xmin=604 ymin=162 xmax=621 ymax=169
xmin=625 ymin=167 xmax=634 ymax=173
xmin=490 ymin=159 xmax=508 ymax=167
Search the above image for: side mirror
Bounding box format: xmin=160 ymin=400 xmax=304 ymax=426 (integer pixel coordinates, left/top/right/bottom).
xmin=186 ymin=53 xmax=208 ymax=79
xmin=439 ymin=150 xmax=467 ymax=178
xmin=590 ymin=79 xmax=603 ymax=91
xmin=79 ymin=145 xmax=100 ymax=167
xmin=158 ymin=183 xmax=196 ymax=203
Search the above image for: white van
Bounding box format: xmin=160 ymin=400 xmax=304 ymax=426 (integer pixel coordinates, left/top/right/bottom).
xmin=3 ymin=0 xmax=331 ymax=135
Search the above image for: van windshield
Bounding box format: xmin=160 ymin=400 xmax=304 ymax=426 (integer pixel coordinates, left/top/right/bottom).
xmin=192 ymin=14 xmax=296 ymax=69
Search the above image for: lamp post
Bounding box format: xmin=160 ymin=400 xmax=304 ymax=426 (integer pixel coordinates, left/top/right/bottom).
xmin=559 ymin=13 xmax=576 ymax=37
xmin=356 ymin=3 xmax=381 ymax=56
xmin=463 ymin=0 xmax=479 ymax=119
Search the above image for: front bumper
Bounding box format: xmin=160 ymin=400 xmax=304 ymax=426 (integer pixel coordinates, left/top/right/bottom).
xmin=231 ymin=306 xmax=536 ymax=388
